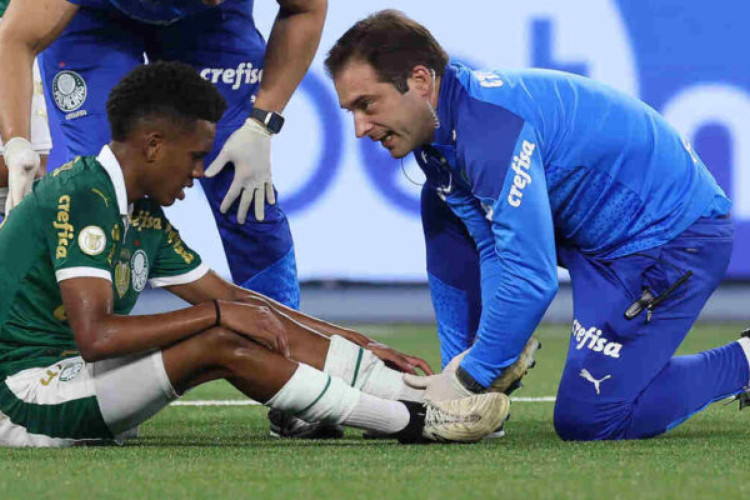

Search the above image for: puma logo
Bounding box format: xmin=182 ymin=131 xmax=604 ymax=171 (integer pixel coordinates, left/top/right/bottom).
xmin=580 ymin=368 xmax=611 ymax=395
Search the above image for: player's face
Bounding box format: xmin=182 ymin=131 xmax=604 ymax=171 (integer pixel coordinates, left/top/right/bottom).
xmin=148 ymin=120 xmax=216 ymax=206
xmin=335 ymin=60 xmax=435 ymax=159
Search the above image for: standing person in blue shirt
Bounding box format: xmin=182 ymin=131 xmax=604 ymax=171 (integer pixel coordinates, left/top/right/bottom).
xmin=325 ymin=10 xmax=750 ymax=440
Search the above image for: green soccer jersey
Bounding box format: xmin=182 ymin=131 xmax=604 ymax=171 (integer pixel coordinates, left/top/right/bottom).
xmin=0 ymin=0 xmax=7 ymax=17
xmin=0 ymin=146 xmax=207 ymax=379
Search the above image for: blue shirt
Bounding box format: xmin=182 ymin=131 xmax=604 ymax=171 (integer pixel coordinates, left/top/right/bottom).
xmin=66 ymin=0 xmax=246 ymax=25
xmin=415 ymin=63 xmax=730 ymax=387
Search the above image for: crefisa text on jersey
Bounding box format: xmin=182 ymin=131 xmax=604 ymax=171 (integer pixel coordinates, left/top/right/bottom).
xmin=507 ymin=140 xmax=536 ymax=208
xmin=200 ymin=62 xmax=263 ymax=90
xmin=53 ymin=194 xmax=74 ymax=260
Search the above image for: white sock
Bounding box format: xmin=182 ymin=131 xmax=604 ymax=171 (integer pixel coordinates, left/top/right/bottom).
xmin=266 ymin=363 xmax=410 ymax=433
xmin=323 ymin=335 xmax=424 ymax=402
xmin=738 ymin=337 xmax=750 ymax=383
xmin=267 ymin=363 xmax=358 ymax=424
xmin=343 ymin=392 xmax=410 ymax=434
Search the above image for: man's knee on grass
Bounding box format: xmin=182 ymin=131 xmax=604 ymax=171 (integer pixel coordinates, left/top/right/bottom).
xmin=553 ymin=397 xmax=633 ymax=441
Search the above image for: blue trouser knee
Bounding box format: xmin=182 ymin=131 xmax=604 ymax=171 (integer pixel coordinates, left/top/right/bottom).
xmin=554 ymin=217 xmax=747 ymax=440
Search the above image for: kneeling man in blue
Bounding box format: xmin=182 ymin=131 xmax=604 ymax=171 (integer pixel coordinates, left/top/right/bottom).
xmin=325 ymin=10 xmax=749 ymax=440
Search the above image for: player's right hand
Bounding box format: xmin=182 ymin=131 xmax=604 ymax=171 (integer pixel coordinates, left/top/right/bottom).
xmin=4 ymin=137 xmax=40 ymax=214
xmin=365 ymin=341 xmax=434 ymax=375
xmin=218 ymin=301 xmax=290 ymax=357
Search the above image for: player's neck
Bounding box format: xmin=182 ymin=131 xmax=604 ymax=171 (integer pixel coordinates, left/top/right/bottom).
xmin=108 ymin=141 xmax=147 ymax=203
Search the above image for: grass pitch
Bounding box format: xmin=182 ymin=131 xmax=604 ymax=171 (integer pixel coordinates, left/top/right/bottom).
xmin=2 ymin=322 xmax=750 ymax=500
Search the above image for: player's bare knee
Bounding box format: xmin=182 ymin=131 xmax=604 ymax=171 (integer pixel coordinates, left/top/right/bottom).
xmin=200 ymin=326 xmax=251 ymax=356
xmin=201 ymin=326 xmax=268 ymax=367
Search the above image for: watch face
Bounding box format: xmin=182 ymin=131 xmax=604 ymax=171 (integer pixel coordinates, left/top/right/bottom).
xmin=252 ymin=108 xmax=284 ymax=134
xmin=267 ymin=112 xmax=285 ymax=134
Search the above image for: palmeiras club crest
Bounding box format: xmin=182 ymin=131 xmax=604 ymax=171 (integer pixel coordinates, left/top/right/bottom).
xmin=52 ymin=71 xmax=87 ymax=112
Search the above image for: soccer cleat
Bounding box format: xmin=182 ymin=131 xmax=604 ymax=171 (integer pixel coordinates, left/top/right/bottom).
xmin=423 ymin=393 xmax=511 ymax=442
xmin=267 ymin=409 xmax=344 ymax=439
xmin=488 ymin=336 xmax=541 ymax=395
xmin=393 ymin=393 xmax=511 ymax=444
xmin=483 ymin=411 xmax=511 ymax=440
xmin=732 ymin=328 xmax=750 ymax=410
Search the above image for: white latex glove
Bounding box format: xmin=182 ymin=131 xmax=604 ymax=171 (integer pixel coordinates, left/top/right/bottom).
xmin=405 ymin=336 xmax=541 ymax=401
xmin=3 ymin=137 xmax=40 ymax=214
xmin=204 ymin=118 xmax=276 ymax=224
xmin=404 ymin=350 xmax=473 ymax=402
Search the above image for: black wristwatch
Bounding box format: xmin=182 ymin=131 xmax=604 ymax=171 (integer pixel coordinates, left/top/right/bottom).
xmin=250 ymin=107 xmax=285 ymax=134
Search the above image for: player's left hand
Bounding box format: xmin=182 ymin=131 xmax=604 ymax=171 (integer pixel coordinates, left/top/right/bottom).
xmin=204 ymin=118 xmax=276 ymax=224
xmin=365 ymin=341 xmax=434 ymax=375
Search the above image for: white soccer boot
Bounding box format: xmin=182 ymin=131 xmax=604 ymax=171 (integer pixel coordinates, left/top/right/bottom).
xmin=423 ymin=393 xmax=511 ymax=442
xmin=393 ymin=393 xmax=511 ymax=444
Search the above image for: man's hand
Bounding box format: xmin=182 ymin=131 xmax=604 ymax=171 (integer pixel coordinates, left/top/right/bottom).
xmin=404 ymin=349 xmax=473 ymax=401
xmin=204 ymin=118 xmax=275 ymax=224
xmin=404 ymin=336 xmax=541 ymax=401
xmin=218 ymin=301 xmax=290 ymax=357
xmin=4 ymin=137 xmax=40 ymax=214
xmin=366 ymin=341 xmax=434 ymax=376
xmin=403 ymin=370 xmax=473 ymax=402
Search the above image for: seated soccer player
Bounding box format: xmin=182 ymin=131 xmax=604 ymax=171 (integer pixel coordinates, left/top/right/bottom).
xmin=0 ymin=61 xmax=509 ymax=447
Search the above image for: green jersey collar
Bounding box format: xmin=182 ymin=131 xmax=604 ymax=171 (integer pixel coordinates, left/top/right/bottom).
xmin=96 ymin=145 xmax=131 ymax=218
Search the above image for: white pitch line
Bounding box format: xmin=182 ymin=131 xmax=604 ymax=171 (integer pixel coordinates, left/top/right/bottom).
xmin=512 ymin=396 xmax=556 ymax=402
xmin=171 ymin=400 xmax=260 ymax=406
xmin=171 ymin=396 xmax=556 ymax=407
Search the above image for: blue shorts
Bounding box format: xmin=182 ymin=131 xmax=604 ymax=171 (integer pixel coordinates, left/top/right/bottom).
xmin=40 ymin=0 xmax=299 ymax=307
xmin=554 ymin=216 xmax=746 ymax=439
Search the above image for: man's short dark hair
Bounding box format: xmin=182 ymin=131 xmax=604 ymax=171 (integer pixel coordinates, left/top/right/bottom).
xmin=106 ymin=61 xmax=227 ymax=141
xmin=325 ymin=10 xmax=449 ymax=93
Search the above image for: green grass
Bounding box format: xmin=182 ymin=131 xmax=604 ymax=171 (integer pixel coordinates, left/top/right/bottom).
xmin=2 ymin=323 xmax=750 ymax=500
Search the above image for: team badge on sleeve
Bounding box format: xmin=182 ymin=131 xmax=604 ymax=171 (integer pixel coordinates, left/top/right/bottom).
xmin=78 ymin=226 xmax=107 ymax=256
xmin=130 ymin=250 xmax=149 ymax=292
xmin=59 ymin=360 xmax=84 ymax=382
xmin=115 ymin=261 xmax=131 ymax=298
xmin=52 ymin=71 xmax=87 ymax=113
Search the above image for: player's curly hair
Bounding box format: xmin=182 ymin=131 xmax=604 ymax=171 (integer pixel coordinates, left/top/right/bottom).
xmin=325 ymin=10 xmax=449 ymax=94
xmin=106 ymin=61 xmax=227 ymax=141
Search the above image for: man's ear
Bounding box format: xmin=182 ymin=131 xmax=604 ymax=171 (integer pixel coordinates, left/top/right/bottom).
xmin=408 ymin=65 xmax=433 ymax=96
xmin=143 ymin=130 xmax=165 ymax=163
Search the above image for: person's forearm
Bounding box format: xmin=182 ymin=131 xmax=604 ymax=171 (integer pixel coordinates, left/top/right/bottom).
xmin=74 ymin=302 xmax=217 ymax=361
xmin=0 ymin=0 xmax=77 ymax=144
xmin=253 ymin=0 xmax=326 ymax=112
xmin=0 ymin=33 xmax=34 ymax=142
xmin=232 ymin=287 xmax=372 ymax=346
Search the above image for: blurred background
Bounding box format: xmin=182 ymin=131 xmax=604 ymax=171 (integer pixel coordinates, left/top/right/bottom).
xmin=44 ymin=1 xmax=750 ymax=322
